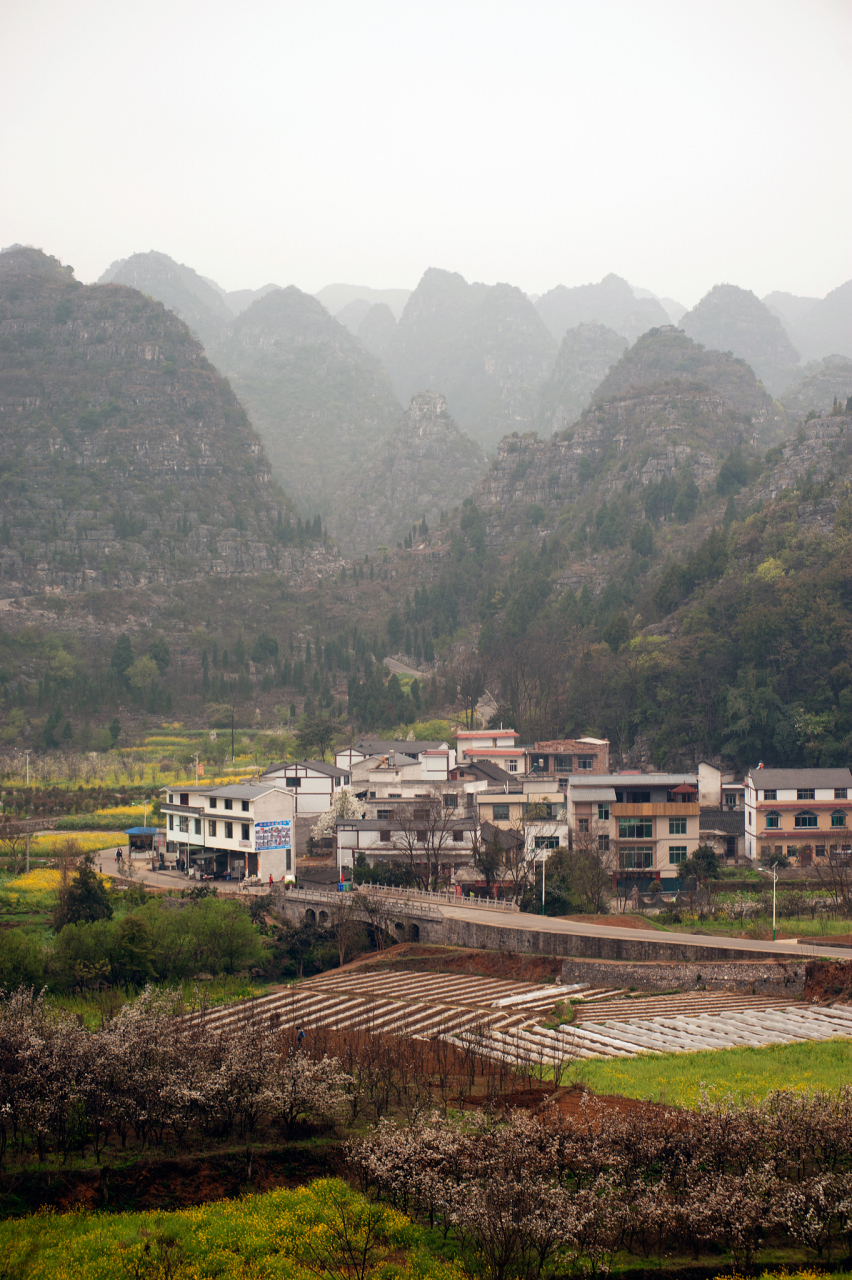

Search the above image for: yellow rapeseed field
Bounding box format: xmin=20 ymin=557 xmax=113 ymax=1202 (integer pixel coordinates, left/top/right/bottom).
xmin=0 ymin=1180 xmax=466 ymax=1280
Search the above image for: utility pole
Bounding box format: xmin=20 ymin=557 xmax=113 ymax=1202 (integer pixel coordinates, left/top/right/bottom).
xmin=192 ymin=752 xmax=200 ymax=786
xmin=24 ymin=750 xmax=30 ymax=786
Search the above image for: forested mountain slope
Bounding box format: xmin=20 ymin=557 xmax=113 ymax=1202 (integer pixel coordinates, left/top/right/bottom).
xmin=0 ymin=247 xmax=309 ymax=597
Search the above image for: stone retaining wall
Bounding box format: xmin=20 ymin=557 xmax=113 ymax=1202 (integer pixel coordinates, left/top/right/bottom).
xmin=561 ymin=956 xmax=804 ymax=994
xmin=440 ymin=918 xmax=780 ymax=962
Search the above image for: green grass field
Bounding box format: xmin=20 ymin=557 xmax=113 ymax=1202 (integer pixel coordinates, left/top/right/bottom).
xmin=570 ymin=1037 xmax=852 ymax=1107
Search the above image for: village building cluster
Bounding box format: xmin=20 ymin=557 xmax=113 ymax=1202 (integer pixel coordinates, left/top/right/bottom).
xmin=158 ymin=727 xmax=852 ymax=894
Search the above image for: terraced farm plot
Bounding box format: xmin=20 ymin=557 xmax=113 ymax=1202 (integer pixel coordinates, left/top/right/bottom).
xmin=193 ymin=969 xmax=852 ymax=1068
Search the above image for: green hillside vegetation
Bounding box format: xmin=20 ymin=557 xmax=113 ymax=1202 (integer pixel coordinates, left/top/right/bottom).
xmin=0 ymin=247 xmax=296 ymax=599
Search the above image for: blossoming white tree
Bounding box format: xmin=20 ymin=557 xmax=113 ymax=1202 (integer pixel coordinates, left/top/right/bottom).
xmin=311 ymin=787 xmax=364 ymax=839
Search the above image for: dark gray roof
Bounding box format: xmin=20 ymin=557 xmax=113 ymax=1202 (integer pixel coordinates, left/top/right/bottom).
xmin=700 ymin=808 xmax=745 ymax=835
xmin=336 ymin=816 xmax=477 ymax=831
xmin=207 ymin=782 xmax=273 ymax=799
xmin=746 ymin=768 xmax=852 ymax=788
xmin=453 ymin=760 xmax=515 ymax=784
xmin=355 ymin=739 xmax=448 ymax=756
xmin=263 ymin=760 xmax=350 ymax=779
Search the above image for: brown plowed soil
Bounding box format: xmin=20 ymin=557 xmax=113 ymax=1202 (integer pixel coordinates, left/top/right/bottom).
xmin=557 ymin=913 xmax=659 ymax=929
xmin=339 ymin=943 xmax=564 ymax=983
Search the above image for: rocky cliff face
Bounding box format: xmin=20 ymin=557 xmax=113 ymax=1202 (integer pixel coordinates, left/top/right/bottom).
xmin=535 ymin=274 xmax=670 ymax=344
xmin=780 ymin=355 xmax=852 ymax=418
xmin=0 ymin=247 xmax=323 ymax=597
xmin=98 ymin=251 xmax=234 ymax=350
xmin=590 ymin=326 xmax=787 ymax=445
xmin=536 ymin=323 xmax=628 ymax=434
xmin=679 ymin=284 xmax=800 ymax=394
xmin=337 ymin=391 xmax=488 ymax=551
xmin=389 ymin=269 xmax=557 ymax=450
xmin=209 ymin=286 xmax=403 ymax=522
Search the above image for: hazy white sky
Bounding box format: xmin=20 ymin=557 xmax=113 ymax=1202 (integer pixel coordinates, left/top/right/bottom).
xmin=2 ymin=0 xmax=850 ymax=307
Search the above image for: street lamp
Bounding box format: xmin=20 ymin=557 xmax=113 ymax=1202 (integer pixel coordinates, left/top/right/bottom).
xmin=758 ymin=862 xmax=778 ymax=940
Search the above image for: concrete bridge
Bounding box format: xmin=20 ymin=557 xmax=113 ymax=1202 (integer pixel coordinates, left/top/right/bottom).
xmin=279 ymin=885 xmax=852 ymax=964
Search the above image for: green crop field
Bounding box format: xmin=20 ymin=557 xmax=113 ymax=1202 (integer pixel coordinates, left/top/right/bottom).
xmin=571 ymin=1037 xmax=852 ymax=1107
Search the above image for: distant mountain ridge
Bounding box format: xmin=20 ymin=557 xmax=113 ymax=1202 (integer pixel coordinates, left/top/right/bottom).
xmin=535 ymin=274 xmax=671 ymax=344
xmin=679 ymin=284 xmax=800 ymax=394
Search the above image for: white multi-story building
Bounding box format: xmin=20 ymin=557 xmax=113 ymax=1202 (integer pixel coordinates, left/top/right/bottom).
xmin=162 ymin=782 xmax=295 ymax=881
xmin=743 ymin=766 xmax=852 ymax=864
xmin=259 ymin=760 xmax=351 ymax=815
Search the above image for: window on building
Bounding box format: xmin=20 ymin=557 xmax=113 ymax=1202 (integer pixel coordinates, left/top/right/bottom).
xmin=534 ymin=836 xmax=559 ymax=849
xmin=598 ymin=803 xmax=610 ymax=821
xmin=509 ymin=760 xmax=518 ymax=772
xmin=598 ymin=834 xmax=609 ymax=852
xmin=765 ymin=812 xmax=780 ymax=829
xmin=179 ymin=793 xmax=189 ymax=806
xmin=168 ymin=793 xmax=174 ymax=804
xmin=798 ymin=789 xmax=816 ymax=801
xmin=493 ymin=804 xmax=510 ymax=821
xmin=725 ymin=793 xmax=738 ymax=808
xmin=787 ymin=846 xmax=798 ymax=858
xmin=210 ymin=798 xmax=217 ymax=809
xmin=369 ymin=791 xmax=377 ymax=799
xmin=620 ymin=846 xmax=652 ymax=870
xmin=629 ymin=791 xmax=651 ymax=804
xmin=179 ymin=816 xmax=189 ymax=833
xmin=530 ymin=756 xmax=547 ymax=773
xmin=795 ymin=812 xmax=817 ymax=828
xmin=832 ymin=812 xmax=847 ymax=828
xmin=836 ymin=789 xmax=848 ymax=800
xmin=379 ymin=830 xmax=392 ymax=843
xmin=414 ymin=808 xmax=429 ymax=819
xmin=558 ymin=777 xmax=568 ymax=788
xmin=224 ymin=799 xmax=233 ymax=811
xmin=194 ymin=818 xmax=201 ymax=835
xmin=224 ymin=822 xmax=232 ymax=839
xmin=168 ymin=815 xmax=174 ymax=831
xmin=577 ymin=756 xmax=594 ymax=771
xmin=816 ymin=845 xmax=826 ymax=856
xmin=452 ymin=830 xmax=464 ymax=843
xmin=555 ymin=755 xmax=572 ymax=771
xmin=669 ymin=818 xmax=687 ymax=835
xmin=443 ymin=794 xmax=458 ymax=808
xmin=389 ymin=792 xmax=401 ymax=799
xmin=416 ymin=830 xmax=426 ymax=843
xmin=669 ymin=846 xmax=687 ymax=864
xmin=285 ymin=777 xmax=301 ymax=788
xmin=242 ymin=800 xmax=249 ymax=812
xmin=763 ymin=790 xmax=777 ymax=801
xmin=619 ymin=819 xmax=653 ymax=839
xmin=241 ymin=823 xmax=250 ymax=840
xmin=209 ymin=820 xmax=217 ymax=837
xmin=377 ymin=808 xmax=391 ymax=820
xmin=578 ymin=818 xmax=590 ymax=833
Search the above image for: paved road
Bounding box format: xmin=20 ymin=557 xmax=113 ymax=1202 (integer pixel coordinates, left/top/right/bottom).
xmin=90 ymin=845 xmax=852 ymax=961
xmin=441 ymin=902 xmax=852 ymax=961
xmin=384 ymin=657 xmax=424 ymax=678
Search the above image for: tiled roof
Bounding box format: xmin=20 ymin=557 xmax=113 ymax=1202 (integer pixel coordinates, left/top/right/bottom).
xmin=699 ymin=807 xmax=745 ymax=835
xmin=746 ymin=768 xmax=852 ymax=788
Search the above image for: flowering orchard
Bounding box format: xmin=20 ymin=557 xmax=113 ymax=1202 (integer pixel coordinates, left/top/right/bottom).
xmin=0 ymin=986 xmax=352 ymax=1164
xmin=349 ymin=1095 xmax=852 ymax=1275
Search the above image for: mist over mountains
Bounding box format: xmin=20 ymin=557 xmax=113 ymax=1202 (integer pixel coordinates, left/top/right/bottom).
xmin=89 ymin=249 xmax=852 ymax=556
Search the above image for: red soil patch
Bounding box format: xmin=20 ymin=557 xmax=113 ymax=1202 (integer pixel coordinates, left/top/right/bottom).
xmin=803 ymin=957 xmax=852 ymax=1003
xmin=343 ymin=943 xmax=563 ymax=983
xmin=557 ymin=913 xmax=658 ymax=930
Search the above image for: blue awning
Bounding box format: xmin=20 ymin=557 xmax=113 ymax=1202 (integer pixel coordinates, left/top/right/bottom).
xmin=124 ymin=826 xmax=161 ymax=835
